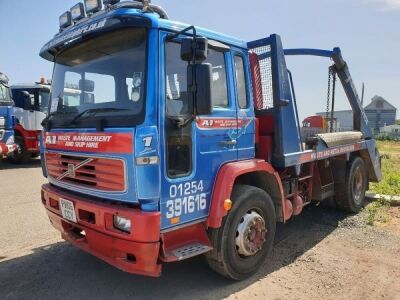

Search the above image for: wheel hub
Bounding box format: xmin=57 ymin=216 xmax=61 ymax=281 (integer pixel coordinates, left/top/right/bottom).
xmin=235 ymin=210 xmax=267 ymax=257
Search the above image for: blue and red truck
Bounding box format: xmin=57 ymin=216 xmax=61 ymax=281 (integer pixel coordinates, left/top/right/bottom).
xmin=0 ymin=72 xmax=17 ymax=158
xmin=39 ymin=0 xmax=382 ymax=279
xmin=8 ymin=80 xmax=51 ymax=163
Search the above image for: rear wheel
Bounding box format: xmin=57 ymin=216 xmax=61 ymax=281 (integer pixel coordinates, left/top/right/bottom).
xmin=206 ymin=185 xmax=276 ymax=280
xmin=335 ymin=157 xmax=367 ymax=213
xmin=8 ymin=137 xmax=30 ymax=164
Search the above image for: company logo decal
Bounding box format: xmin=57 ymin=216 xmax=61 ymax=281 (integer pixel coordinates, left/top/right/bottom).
xmin=196 ymin=117 xmax=251 ymax=129
xmin=44 ymin=132 xmax=133 ymax=153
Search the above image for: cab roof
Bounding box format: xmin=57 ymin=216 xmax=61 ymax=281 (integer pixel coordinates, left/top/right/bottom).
xmin=40 ymin=5 xmax=248 ymax=61
xmin=10 ymin=83 xmax=51 ymax=91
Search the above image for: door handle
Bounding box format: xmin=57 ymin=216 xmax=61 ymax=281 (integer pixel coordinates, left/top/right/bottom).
xmin=220 ymin=139 xmax=237 ymax=146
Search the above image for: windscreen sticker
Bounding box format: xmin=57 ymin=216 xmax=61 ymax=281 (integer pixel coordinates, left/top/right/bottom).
xmin=44 ymin=132 xmax=133 ymax=153
xmin=42 ymin=19 xmax=107 ymax=51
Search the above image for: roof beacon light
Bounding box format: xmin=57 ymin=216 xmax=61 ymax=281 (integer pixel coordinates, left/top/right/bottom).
xmin=103 ymin=0 xmax=120 ymax=6
xmin=71 ymin=3 xmax=86 ymax=21
xmin=59 ymin=11 xmax=72 ymax=29
xmin=84 ymin=0 xmax=102 ymax=14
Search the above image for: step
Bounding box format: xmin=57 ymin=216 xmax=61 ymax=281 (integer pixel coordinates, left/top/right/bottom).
xmin=172 ymin=243 xmax=212 ymax=261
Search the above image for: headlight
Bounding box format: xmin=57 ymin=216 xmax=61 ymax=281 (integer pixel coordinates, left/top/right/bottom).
xmin=0 ymin=117 xmax=5 ymax=129
xmin=59 ymin=11 xmax=72 ymax=29
xmin=84 ymin=0 xmax=102 ymax=14
xmin=113 ymin=215 xmax=131 ymax=233
xmin=6 ymin=135 xmax=14 ymax=145
xmin=71 ymin=3 xmax=85 ymax=21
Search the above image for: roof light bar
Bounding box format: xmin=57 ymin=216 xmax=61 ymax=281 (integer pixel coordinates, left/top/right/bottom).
xmin=84 ymin=0 xmax=102 ymax=14
xmin=71 ymin=3 xmax=86 ymax=21
xmin=59 ymin=11 xmax=72 ymax=29
xmin=103 ymin=0 xmax=120 ymax=6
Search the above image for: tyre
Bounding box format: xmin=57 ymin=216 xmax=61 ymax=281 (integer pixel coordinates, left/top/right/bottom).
xmin=205 ymin=184 xmax=276 ymax=280
xmin=8 ymin=137 xmax=30 ymax=164
xmin=335 ymin=157 xmax=367 ymax=213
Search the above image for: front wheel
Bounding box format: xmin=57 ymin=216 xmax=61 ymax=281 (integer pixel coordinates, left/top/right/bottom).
xmin=206 ymin=185 xmax=276 ymax=280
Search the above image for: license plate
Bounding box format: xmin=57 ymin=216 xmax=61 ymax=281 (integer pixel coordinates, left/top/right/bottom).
xmin=60 ymin=198 xmax=77 ymax=223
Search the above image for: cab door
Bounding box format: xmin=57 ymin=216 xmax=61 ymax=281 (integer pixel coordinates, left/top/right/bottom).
xmin=159 ymin=32 xmax=238 ymax=230
xmin=231 ymin=50 xmax=256 ymax=160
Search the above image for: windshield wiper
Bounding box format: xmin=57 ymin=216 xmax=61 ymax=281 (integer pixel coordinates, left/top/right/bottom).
xmin=69 ymin=108 xmax=129 ymax=125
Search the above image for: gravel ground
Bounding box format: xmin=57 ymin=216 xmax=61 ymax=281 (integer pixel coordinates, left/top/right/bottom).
xmin=0 ymin=160 xmax=399 ymax=300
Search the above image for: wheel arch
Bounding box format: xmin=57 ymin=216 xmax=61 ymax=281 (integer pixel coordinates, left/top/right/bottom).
xmin=206 ymin=159 xmax=286 ymax=229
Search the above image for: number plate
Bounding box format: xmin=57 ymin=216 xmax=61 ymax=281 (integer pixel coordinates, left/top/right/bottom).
xmin=60 ymin=198 xmax=77 ymax=223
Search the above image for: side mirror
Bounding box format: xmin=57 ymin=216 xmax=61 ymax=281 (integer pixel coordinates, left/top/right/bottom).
xmin=79 ymin=79 xmax=95 ymax=92
xmin=188 ymin=63 xmax=212 ymax=115
xmin=181 ymin=37 xmax=208 ymax=62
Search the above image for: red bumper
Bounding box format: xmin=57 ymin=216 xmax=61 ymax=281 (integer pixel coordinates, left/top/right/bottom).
xmin=41 ymin=184 xmax=162 ymax=277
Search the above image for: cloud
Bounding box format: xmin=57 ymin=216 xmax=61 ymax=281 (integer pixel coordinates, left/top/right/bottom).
xmin=362 ymin=0 xmax=400 ymax=10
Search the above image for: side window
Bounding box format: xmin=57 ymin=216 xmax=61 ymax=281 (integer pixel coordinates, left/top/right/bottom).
xmin=206 ymin=49 xmax=228 ymax=108
xmin=165 ymin=41 xmax=192 ymax=178
xmin=234 ymin=55 xmax=248 ymax=109
xmin=165 ymin=42 xmax=191 ymax=117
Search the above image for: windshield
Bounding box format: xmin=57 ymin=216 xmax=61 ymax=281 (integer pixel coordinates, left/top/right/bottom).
xmin=49 ymin=27 xmax=147 ymax=128
xmin=0 ymin=82 xmax=12 ymax=106
xmin=11 ymin=87 xmax=50 ymax=113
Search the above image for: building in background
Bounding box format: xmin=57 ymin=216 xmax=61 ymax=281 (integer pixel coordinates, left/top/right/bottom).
xmin=315 ymin=96 xmax=397 ymax=134
xmin=364 ymin=96 xmax=397 ymax=133
xmin=380 ymin=124 xmax=400 ymax=134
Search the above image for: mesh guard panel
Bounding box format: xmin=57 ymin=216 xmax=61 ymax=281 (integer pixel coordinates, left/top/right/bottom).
xmin=249 ymin=44 xmax=273 ymax=110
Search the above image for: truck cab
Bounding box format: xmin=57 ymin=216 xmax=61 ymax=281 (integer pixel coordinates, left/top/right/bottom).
xmin=39 ymin=1 xmax=381 ymax=279
xmin=0 ymin=72 xmax=17 ymax=157
xmin=40 ymin=4 xmax=253 ymax=222
xmin=39 ymin=3 xmax=257 ymax=276
xmin=9 ymin=82 xmax=50 ymax=162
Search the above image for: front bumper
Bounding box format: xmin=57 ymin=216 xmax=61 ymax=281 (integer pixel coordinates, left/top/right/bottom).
xmin=41 ymin=184 xmax=162 ymax=277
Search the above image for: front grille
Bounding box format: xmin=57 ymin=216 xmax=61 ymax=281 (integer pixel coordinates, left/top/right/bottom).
xmin=46 ymin=152 xmax=126 ymax=192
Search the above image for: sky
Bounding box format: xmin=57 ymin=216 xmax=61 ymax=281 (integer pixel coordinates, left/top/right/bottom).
xmin=0 ymin=0 xmax=399 ymax=120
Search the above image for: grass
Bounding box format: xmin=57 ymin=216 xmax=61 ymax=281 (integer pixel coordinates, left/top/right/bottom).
xmin=369 ymin=141 xmax=400 ymax=196
xmin=366 ymin=198 xmax=390 ymax=225
xmin=366 ymin=140 xmax=399 ymax=225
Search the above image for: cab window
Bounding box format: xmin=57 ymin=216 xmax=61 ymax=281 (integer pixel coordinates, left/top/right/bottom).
xmin=208 ymin=50 xmax=228 ymax=108
xmin=234 ymin=55 xmax=248 ymax=109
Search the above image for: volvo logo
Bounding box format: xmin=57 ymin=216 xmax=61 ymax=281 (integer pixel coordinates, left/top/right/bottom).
xmin=67 ymin=164 xmax=76 ymax=178
xmin=57 ymin=158 xmax=94 ymax=181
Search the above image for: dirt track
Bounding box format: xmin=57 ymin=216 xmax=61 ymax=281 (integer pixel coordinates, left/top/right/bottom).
xmin=1 ymin=160 xmax=399 ymax=300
